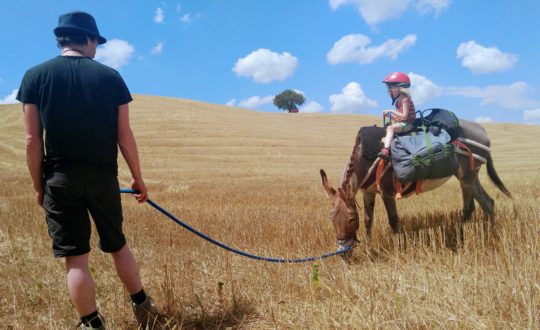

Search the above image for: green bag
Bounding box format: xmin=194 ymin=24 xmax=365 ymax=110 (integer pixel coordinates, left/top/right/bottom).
xmin=391 ymin=128 xmax=458 ymax=183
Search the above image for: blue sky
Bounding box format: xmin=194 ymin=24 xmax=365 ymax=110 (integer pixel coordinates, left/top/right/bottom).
xmin=1 ymin=0 xmax=539 ymax=124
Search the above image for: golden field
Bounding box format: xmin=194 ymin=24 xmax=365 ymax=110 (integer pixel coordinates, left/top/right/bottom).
xmin=1 ymin=95 xmax=539 ymax=329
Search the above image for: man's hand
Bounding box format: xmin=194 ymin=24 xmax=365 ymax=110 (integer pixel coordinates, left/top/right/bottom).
xmin=131 ymin=178 xmax=148 ymax=203
xmin=118 ymin=104 xmax=148 ymax=204
xmin=383 ymin=110 xmax=393 ymax=118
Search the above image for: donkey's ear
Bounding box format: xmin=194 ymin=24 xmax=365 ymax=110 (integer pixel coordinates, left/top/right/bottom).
xmin=320 ymin=169 xmax=337 ymax=197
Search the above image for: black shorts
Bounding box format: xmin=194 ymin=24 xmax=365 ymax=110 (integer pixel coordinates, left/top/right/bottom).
xmin=43 ymin=165 xmax=126 ymax=257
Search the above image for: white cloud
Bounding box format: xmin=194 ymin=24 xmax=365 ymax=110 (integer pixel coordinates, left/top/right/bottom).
xmin=180 ymin=12 xmax=205 ymax=24
xmin=327 ymin=34 xmax=416 ymax=64
xmin=180 ymin=14 xmax=191 ymax=23
xmin=151 ymin=42 xmax=164 ymax=55
xmin=154 ymin=7 xmax=165 ymax=24
xmin=416 ymin=0 xmax=451 ymax=15
xmin=233 ymin=48 xmax=298 ymax=84
xmin=301 ymin=101 xmax=324 ymax=113
xmin=359 ymin=0 xmax=410 ymax=26
xmin=456 ymin=41 xmax=518 ymax=74
xmin=329 ymin=82 xmax=377 ymax=113
xmin=0 ymin=89 xmax=19 ymax=104
xmin=225 ymin=99 xmax=237 ymax=107
xmin=330 ymin=0 xmax=450 ymax=26
xmin=329 ymin=0 xmax=356 ymax=10
xmin=236 ymin=95 xmax=274 ymax=109
xmin=445 ymin=82 xmax=539 ymax=109
xmin=397 ymin=75 xmax=540 ymax=112
xmin=475 ymin=116 xmax=494 ymax=123
xmin=408 ymin=72 xmax=443 ymax=105
xmin=523 ymin=109 xmax=540 ymax=123
xmin=95 ymin=39 xmax=135 ymax=70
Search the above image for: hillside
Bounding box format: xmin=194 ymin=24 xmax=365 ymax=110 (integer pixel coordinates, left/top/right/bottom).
xmin=1 ymin=95 xmax=539 ymax=329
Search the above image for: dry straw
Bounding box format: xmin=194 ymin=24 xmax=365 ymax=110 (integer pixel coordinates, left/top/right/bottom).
xmin=1 ymin=95 xmax=539 ymax=328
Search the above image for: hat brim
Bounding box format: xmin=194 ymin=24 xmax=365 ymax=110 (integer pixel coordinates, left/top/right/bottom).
xmin=54 ymin=26 xmax=107 ymax=44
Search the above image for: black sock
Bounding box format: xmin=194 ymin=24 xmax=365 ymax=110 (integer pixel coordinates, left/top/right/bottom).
xmin=130 ymin=289 xmax=147 ymax=305
xmin=81 ymin=310 xmax=103 ymax=328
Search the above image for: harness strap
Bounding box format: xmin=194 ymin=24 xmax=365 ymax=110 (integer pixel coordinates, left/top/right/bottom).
xmin=452 ymin=140 xmax=475 ymax=171
xmin=376 ymin=158 xmax=386 ymax=191
xmin=415 ymin=180 xmax=424 ymax=195
xmin=425 ymin=128 xmax=433 ymax=157
xmin=359 ymin=158 xmax=380 ymax=189
xmin=394 ymin=176 xmax=403 ymax=199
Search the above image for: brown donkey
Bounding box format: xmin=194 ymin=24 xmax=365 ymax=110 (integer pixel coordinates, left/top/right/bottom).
xmin=320 ymin=119 xmax=512 ymax=252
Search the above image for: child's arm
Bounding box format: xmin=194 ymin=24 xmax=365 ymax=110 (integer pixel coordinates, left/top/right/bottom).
xmin=383 ymin=108 xmax=407 ymax=121
xmin=399 ymin=101 xmax=410 ymax=121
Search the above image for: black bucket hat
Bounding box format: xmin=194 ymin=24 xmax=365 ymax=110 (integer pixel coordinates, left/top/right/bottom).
xmin=53 ymin=11 xmax=107 ymax=44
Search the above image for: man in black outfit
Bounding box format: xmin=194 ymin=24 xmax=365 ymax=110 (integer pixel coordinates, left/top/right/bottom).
xmin=17 ymin=11 xmax=164 ymax=329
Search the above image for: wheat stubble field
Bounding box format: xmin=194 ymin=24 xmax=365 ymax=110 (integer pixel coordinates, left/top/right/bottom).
xmin=1 ymin=95 xmax=539 ymax=329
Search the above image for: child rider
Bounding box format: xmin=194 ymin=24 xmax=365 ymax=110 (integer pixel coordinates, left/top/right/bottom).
xmin=378 ymin=72 xmax=416 ymax=161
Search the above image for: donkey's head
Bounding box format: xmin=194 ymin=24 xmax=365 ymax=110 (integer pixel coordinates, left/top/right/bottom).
xmin=320 ymin=169 xmax=359 ymax=255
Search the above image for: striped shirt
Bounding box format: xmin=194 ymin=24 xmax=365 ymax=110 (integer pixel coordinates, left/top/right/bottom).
xmin=395 ymin=94 xmax=416 ymax=125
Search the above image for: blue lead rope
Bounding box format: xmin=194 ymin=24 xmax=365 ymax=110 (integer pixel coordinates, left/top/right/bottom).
xmin=120 ymin=188 xmax=351 ymax=263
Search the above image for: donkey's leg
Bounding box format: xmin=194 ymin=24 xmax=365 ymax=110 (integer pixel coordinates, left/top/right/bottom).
xmin=459 ymin=178 xmax=476 ymax=222
xmin=362 ymin=191 xmax=376 ymax=240
xmin=456 ymin=159 xmax=478 ymax=223
xmin=381 ymin=194 xmax=405 ymax=250
xmin=473 ymin=179 xmax=495 ymax=219
xmin=473 ymin=179 xmax=498 ymax=239
xmin=456 ymin=162 xmax=478 ymax=244
xmin=381 ymin=195 xmax=400 ymax=234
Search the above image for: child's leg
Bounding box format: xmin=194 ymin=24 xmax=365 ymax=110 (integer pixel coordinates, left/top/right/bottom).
xmin=383 ymin=124 xmax=403 ymax=149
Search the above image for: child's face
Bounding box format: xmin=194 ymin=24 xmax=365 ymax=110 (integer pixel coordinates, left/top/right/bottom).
xmin=386 ymin=85 xmax=400 ymax=98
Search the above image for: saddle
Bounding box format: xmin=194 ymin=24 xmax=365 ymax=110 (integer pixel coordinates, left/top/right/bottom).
xmin=386 ymin=109 xmax=460 ymax=184
xmin=357 ymin=109 xmax=462 ymax=198
xmin=359 ymin=125 xmax=386 ymax=161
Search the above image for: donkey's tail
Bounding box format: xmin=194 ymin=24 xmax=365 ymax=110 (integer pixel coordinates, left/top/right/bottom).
xmin=486 ymin=154 xmax=512 ymax=198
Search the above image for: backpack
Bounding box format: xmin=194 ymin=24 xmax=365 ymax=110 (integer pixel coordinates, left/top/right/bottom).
xmin=415 ymin=108 xmax=461 ymax=141
xmin=391 ymin=128 xmax=458 ymax=183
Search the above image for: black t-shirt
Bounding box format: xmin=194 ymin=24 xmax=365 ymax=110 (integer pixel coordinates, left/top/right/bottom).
xmin=17 ymin=56 xmax=133 ymax=174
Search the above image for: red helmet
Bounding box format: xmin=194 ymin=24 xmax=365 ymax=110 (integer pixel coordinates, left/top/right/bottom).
xmin=382 ymin=72 xmax=410 ymax=88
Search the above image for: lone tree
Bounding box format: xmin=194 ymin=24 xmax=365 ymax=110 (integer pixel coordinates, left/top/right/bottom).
xmin=273 ymin=89 xmax=305 ymax=113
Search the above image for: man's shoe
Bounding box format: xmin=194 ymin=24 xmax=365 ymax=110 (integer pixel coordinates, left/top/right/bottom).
xmin=132 ymin=296 xmax=166 ymax=329
xmin=81 ymin=324 xmax=105 ymax=330
xmin=79 ymin=313 xmax=106 ymax=330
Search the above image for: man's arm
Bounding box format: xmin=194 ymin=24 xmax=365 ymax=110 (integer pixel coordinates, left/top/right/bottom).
xmin=118 ymin=103 xmax=148 ymax=203
xmin=23 ymin=103 xmax=44 ymax=207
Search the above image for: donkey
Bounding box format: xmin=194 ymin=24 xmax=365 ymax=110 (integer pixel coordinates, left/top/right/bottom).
xmin=320 ymin=119 xmax=512 ymax=252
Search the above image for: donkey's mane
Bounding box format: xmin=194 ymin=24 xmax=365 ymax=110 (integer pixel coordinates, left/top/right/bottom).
xmin=340 ymin=125 xmax=386 ymax=191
